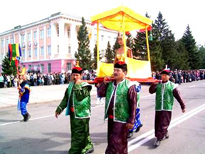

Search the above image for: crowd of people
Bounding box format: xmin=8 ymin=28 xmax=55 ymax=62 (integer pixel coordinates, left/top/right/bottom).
xmin=0 ymin=71 xmax=97 ymax=88
xmin=152 ymin=69 xmax=205 ymax=84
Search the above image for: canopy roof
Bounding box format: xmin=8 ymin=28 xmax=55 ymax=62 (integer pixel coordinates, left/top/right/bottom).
xmin=91 ymin=6 xmax=152 ymax=32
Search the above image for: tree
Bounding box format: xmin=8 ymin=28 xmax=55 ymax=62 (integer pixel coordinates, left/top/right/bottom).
xmin=181 ymin=25 xmax=200 ymax=69
xmin=149 ymin=29 xmax=164 ymax=71
xmin=154 ymin=12 xmax=179 ymax=70
xmin=105 ymin=41 xmax=115 ymax=63
xmin=2 ymin=53 xmax=17 ymax=75
xmin=198 ymin=45 xmax=205 ymax=69
xmin=91 ymin=43 xmax=102 ymax=69
xmin=175 ymin=40 xmax=190 ymax=70
xmin=112 ymin=37 xmax=120 ymax=53
xmin=75 ymin=17 xmax=92 ymax=69
xmin=132 ymin=13 xmax=150 ymax=60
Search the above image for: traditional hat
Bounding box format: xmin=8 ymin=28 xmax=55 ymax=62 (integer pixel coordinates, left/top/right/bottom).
xmin=72 ymin=67 xmax=83 ymax=74
xmin=160 ymin=69 xmax=171 ymax=75
xmin=114 ymin=61 xmax=127 ymax=72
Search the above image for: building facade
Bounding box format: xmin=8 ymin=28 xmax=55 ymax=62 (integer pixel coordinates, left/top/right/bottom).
xmin=0 ymin=12 xmax=117 ymax=74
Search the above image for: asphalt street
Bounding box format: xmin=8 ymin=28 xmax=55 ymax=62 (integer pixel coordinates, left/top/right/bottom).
xmin=0 ymin=80 xmax=205 ymax=154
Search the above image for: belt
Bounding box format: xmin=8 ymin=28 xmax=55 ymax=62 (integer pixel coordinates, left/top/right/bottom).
xmin=108 ymin=115 xmax=114 ymax=119
xmin=70 ymin=107 xmax=74 ymax=112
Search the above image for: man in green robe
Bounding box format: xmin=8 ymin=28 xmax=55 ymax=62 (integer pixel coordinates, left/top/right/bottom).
xmin=149 ymin=69 xmax=186 ymax=147
xmin=55 ymin=66 xmax=94 ymax=154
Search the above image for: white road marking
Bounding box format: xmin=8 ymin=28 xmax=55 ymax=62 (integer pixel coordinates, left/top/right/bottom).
xmin=189 ymin=85 xmax=196 ymax=88
xmin=0 ymin=94 xmax=153 ymax=127
xmin=128 ymin=103 xmax=205 ymax=152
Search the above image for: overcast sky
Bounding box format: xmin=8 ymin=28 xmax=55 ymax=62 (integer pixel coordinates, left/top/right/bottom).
xmin=1 ymin=0 xmax=204 ymax=45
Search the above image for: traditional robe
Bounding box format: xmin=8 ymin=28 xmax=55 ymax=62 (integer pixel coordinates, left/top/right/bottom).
xmin=56 ymin=82 xmax=93 ymax=154
xmin=98 ymin=80 xmax=137 ymax=154
xmin=149 ymin=81 xmax=185 ymax=140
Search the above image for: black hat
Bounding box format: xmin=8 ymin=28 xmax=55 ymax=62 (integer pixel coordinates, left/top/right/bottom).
xmin=160 ymin=69 xmax=171 ymax=75
xmin=72 ymin=67 xmax=83 ymax=74
xmin=114 ymin=61 xmax=127 ymax=72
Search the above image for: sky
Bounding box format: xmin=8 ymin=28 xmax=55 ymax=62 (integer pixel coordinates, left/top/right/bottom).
xmin=1 ymin=0 xmax=204 ymax=45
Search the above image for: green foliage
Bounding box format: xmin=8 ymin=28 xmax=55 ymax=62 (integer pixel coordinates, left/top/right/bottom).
xmin=75 ymin=17 xmax=92 ymax=69
xmin=132 ymin=13 xmax=151 ymax=61
xmin=181 ymin=25 xmax=200 ymax=69
xmin=112 ymin=37 xmax=120 ymax=52
xmin=2 ymin=52 xmax=17 ymax=75
xmin=91 ymin=43 xmax=102 ymax=69
xmin=154 ymin=12 xmax=179 ymax=70
xmin=198 ymin=45 xmax=205 ymax=69
xmin=105 ymin=41 xmax=114 ymax=63
xmin=175 ymin=40 xmax=190 ymax=70
xmin=149 ymin=25 xmax=165 ymax=71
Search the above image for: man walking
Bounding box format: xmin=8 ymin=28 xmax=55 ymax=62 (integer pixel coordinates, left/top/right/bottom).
xmin=149 ymin=69 xmax=186 ymax=147
xmin=55 ymin=66 xmax=94 ymax=154
xmin=98 ymin=61 xmax=137 ymax=154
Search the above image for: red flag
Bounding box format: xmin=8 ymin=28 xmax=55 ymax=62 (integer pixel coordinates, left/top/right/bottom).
xmin=9 ymin=44 xmax=13 ymax=61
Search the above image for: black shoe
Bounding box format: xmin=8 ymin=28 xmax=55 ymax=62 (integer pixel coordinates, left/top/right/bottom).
xmin=135 ymin=124 xmax=143 ymax=133
xmin=165 ymin=132 xmax=169 ymax=139
xmin=128 ymin=132 xmax=133 ymax=138
xmin=85 ymin=148 xmax=94 ymax=154
xmin=24 ymin=113 xmax=31 ymax=122
xmin=154 ymin=139 xmax=161 ymax=147
xmin=20 ymin=115 xmax=26 ymax=122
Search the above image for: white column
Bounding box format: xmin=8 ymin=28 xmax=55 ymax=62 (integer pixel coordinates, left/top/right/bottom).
xmin=24 ymin=32 xmax=27 ymax=61
xmin=51 ymin=23 xmax=57 ymax=57
xmin=58 ymin=21 xmax=65 ymax=58
xmin=18 ymin=32 xmax=21 ymax=46
xmin=44 ymin=25 xmax=46 ymax=59
xmin=70 ymin=23 xmax=78 ymax=58
xmin=8 ymin=36 xmax=11 ymax=44
xmin=37 ymin=28 xmax=40 ymax=60
xmin=13 ymin=33 xmax=15 ymax=43
xmin=30 ymin=29 xmax=33 ymax=60
xmin=3 ymin=37 xmax=6 ymax=57
xmin=64 ymin=24 xmax=68 ymax=54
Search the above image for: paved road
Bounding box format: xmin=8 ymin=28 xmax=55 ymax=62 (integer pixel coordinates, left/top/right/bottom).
xmin=0 ymin=81 xmax=205 ymax=154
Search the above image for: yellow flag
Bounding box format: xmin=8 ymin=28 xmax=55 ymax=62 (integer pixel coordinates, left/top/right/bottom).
xmin=16 ymin=43 xmax=20 ymax=57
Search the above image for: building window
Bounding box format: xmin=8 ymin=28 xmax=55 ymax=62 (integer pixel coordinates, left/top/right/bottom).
xmin=11 ymin=38 xmax=14 ymax=44
xmin=47 ymin=45 xmax=51 ymax=55
xmin=34 ymin=48 xmax=37 ymax=57
xmin=6 ymin=39 xmax=9 ymax=46
xmin=40 ymin=64 xmax=44 ymax=73
xmin=34 ymin=31 xmax=37 ymax=41
xmin=68 ymin=45 xmax=71 ymax=53
xmin=57 ymin=45 xmax=59 ymax=53
xmin=22 ymin=49 xmax=25 ymax=57
xmin=67 ymin=63 xmax=71 ymax=71
xmin=21 ymin=35 xmax=25 ymax=43
xmin=28 ymin=33 xmax=31 ymax=42
xmin=94 ymin=34 xmax=97 ymax=43
xmin=67 ymin=27 xmax=70 ymax=38
xmin=57 ymin=26 xmax=59 ymax=37
xmin=40 ymin=46 xmax=44 ymax=56
xmin=101 ymin=35 xmax=104 ymax=42
xmin=47 ymin=27 xmax=51 ymax=37
xmin=29 ymin=65 xmax=32 ymax=71
xmin=1 ymin=40 xmax=4 ymax=47
xmin=40 ymin=29 xmax=44 ymax=39
xmin=28 ymin=49 xmax=31 ymax=57
xmin=48 ymin=63 xmax=51 ymax=73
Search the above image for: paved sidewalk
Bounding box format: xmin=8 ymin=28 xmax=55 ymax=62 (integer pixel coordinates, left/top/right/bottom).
xmin=0 ymin=84 xmax=98 ymax=108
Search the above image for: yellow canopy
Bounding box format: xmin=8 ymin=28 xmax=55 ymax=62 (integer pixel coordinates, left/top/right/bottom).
xmin=91 ymin=6 xmax=152 ymax=32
